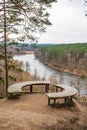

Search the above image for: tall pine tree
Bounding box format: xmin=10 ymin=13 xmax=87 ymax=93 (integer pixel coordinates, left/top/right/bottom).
xmin=0 ymin=0 xmax=56 ymax=95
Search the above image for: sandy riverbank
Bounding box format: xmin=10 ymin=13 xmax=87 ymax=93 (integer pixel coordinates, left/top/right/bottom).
xmin=44 ymin=62 xmax=87 ymax=77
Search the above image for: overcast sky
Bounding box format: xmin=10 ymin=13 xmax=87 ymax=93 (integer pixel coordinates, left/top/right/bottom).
xmin=38 ymin=0 xmax=87 ymax=44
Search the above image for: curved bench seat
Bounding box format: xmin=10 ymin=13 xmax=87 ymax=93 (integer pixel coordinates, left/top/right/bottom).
xmin=8 ymin=81 xmax=50 ymax=93
xmin=46 ymin=84 xmax=78 ymax=106
xmin=8 ymin=81 xmax=78 ymax=106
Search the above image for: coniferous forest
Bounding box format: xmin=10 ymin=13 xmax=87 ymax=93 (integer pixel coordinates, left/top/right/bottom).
xmin=35 ymin=43 xmax=87 ymax=76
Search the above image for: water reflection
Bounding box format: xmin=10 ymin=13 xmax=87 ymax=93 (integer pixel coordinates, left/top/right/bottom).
xmin=14 ymin=54 xmax=87 ymax=95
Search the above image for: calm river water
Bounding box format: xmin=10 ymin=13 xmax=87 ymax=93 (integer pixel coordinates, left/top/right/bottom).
xmin=14 ymin=54 xmax=87 ymax=95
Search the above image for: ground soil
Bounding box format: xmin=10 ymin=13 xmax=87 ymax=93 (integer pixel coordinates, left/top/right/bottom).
xmin=0 ymin=93 xmax=87 ymax=130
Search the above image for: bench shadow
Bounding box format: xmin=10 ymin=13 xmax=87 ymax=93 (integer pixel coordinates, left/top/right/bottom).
xmin=7 ymin=94 xmax=21 ymax=99
xmin=50 ymin=102 xmax=75 ymax=109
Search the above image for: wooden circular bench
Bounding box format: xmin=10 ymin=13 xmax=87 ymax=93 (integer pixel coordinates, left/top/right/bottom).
xmin=46 ymin=84 xmax=78 ymax=106
xmin=8 ymin=81 xmax=50 ymax=94
xmin=8 ymin=81 xmax=78 ymax=106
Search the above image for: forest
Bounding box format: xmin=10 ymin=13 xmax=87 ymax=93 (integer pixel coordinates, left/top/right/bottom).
xmin=35 ymin=43 xmax=87 ymax=76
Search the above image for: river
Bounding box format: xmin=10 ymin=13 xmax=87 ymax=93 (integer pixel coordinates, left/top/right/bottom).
xmin=13 ymin=54 xmax=87 ymax=95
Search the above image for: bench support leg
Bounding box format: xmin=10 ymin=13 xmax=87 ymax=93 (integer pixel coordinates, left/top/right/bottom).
xmin=45 ymin=84 xmax=49 ymax=93
xmin=64 ymin=97 xmax=67 ymax=103
xmin=48 ymin=98 xmax=50 ymax=105
xmin=30 ymin=85 xmax=33 ymax=93
xmin=69 ymin=97 xmax=73 ymax=107
xmin=55 ymin=87 xmax=58 ymax=92
xmin=54 ymin=99 xmax=56 ymax=105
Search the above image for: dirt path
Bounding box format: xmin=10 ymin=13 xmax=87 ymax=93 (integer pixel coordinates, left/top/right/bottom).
xmin=0 ymin=94 xmax=87 ymax=130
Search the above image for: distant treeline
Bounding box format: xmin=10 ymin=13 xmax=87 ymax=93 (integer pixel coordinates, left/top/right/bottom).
xmin=35 ymin=43 xmax=87 ymax=75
